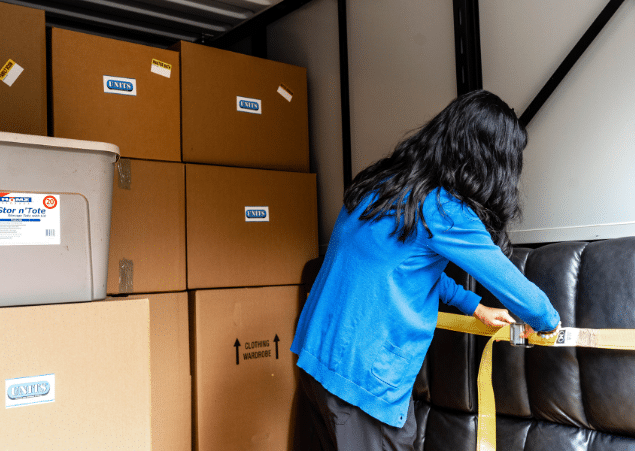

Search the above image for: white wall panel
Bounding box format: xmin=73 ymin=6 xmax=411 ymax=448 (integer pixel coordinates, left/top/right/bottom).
xmin=347 ymin=0 xmax=457 ymax=177
xmin=481 ymin=0 xmax=635 ymax=243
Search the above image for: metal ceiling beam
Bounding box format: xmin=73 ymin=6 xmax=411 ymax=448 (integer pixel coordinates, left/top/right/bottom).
xmin=519 ymin=0 xmax=627 ymax=126
xmin=453 ymin=0 xmax=482 ymax=96
xmin=208 ymin=0 xmax=314 ymax=49
xmin=338 ymin=0 xmax=352 ymax=189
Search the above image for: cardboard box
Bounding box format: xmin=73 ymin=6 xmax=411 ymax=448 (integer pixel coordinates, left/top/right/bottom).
xmin=108 ymin=158 xmax=186 ymax=294
xmin=190 ymin=286 xmax=306 ymax=451
xmin=108 ymin=292 xmax=191 ymax=451
xmin=175 ymin=41 xmax=309 ymax=172
xmin=186 ymin=164 xmax=318 ymax=289
xmin=0 ymin=299 xmax=151 ymax=450
xmin=50 ymin=28 xmax=180 ymax=161
xmin=0 ymin=2 xmax=46 ymax=135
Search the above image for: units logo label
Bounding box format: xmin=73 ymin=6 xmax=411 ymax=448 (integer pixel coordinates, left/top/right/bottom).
xmin=6 ymin=374 xmax=55 ymax=408
xmin=7 ymin=381 xmax=50 ymax=400
xmin=245 ymin=206 xmax=269 ymax=222
xmin=103 ymin=75 xmax=137 ymax=96
xmin=237 ymin=96 xmax=262 ymax=115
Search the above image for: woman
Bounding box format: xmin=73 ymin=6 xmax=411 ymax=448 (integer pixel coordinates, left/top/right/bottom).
xmin=291 ymin=90 xmax=561 ymax=450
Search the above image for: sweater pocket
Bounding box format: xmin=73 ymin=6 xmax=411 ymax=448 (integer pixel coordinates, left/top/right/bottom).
xmin=371 ymin=341 xmax=411 ymax=388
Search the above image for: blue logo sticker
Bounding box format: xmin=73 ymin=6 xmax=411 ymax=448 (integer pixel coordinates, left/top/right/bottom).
xmin=106 ymin=79 xmax=134 ymax=92
xmin=246 ymin=209 xmax=267 ymax=219
xmin=239 ymin=100 xmax=259 ymax=111
xmin=103 ymin=75 xmax=137 ymax=96
xmin=7 ymin=381 xmax=50 ymax=400
xmin=245 ymin=206 xmax=269 ymax=222
xmin=237 ymin=96 xmax=262 ymax=115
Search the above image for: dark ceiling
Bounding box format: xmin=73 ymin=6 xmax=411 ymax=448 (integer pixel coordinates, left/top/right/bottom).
xmin=1 ymin=0 xmax=313 ymax=48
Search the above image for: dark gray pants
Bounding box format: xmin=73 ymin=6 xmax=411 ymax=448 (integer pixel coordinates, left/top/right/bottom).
xmin=299 ymin=369 xmax=417 ymax=451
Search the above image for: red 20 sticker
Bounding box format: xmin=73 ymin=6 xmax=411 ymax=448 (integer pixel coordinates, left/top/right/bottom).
xmin=43 ymin=196 xmax=57 ymax=209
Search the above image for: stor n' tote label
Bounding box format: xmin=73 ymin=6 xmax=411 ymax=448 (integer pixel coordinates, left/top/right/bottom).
xmin=0 ymin=193 xmax=60 ymax=245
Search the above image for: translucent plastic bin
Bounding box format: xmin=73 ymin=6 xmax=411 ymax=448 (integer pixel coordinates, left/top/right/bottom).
xmin=0 ymin=132 xmax=119 ymax=306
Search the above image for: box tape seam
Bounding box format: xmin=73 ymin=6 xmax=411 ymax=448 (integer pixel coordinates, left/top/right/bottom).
xmin=119 ymin=258 xmax=134 ymax=293
xmin=117 ymin=159 xmax=132 ymax=190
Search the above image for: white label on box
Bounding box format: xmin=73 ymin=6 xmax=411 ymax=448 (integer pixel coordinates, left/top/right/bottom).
xmin=151 ymin=58 xmax=172 ymax=78
xmin=277 ymin=84 xmax=293 ymax=102
xmin=0 ymin=193 xmax=61 ymax=246
xmin=237 ymin=96 xmax=262 ymax=115
xmin=245 ymin=206 xmax=269 ymax=222
xmin=0 ymin=59 xmax=24 ymax=87
xmin=103 ymin=75 xmax=137 ymax=96
xmin=6 ymin=374 xmax=55 ymax=409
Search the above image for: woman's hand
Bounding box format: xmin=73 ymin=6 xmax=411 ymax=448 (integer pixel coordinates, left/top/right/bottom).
xmin=537 ymin=322 xmax=561 ymax=340
xmin=473 ymin=304 xmax=515 ymax=328
xmin=473 ymin=304 xmax=539 ymax=339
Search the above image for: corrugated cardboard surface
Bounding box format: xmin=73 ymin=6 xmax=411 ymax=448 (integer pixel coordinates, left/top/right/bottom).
xmin=0 ymin=299 xmax=151 ymax=450
xmin=176 ymin=41 xmax=310 ymax=172
xmin=186 ymin=164 xmax=319 ymax=289
xmin=190 ymin=286 xmax=305 ymax=451
xmin=109 ymin=292 xmax=191 ymax=451
xmin=0 ymin=2 xmax=46 ymax=135
xmin=50 ymin=28 xmax=180 ymax=161
xmin=108 ymin=158 xmax=186 ymax=294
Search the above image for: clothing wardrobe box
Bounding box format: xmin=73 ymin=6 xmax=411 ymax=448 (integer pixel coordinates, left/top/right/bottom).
xmin=108 ymin=159 xmax=186 ymax=294
xmin=50 ymin=28 xmax=180 ymax=161
xmin=0 ymin=299 xmax=151 ymax=450
xmin=189 ymin=286 xmax=305 ymax=451
xmin=0 ymin=2 xmax=47 ymax=135
xmin=186 ymin=164 xmax=318 ymax=289
xmin=107 ymin=292 xmax=191 ymax=451
xmin=173 ymin=41 xmax=309 ymax=172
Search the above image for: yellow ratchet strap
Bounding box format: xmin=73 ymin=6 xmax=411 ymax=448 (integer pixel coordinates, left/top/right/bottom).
xmin=436 ymin=312 xmax=635 ymax=451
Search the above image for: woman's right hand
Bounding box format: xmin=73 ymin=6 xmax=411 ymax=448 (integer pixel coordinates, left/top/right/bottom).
xmin=472 ymin=304 xmax=515 ymax=328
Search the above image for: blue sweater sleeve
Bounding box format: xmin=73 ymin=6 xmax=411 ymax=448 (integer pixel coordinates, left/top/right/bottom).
xmin=438 ymin=272 xmax=481 ymax=316
xmin=423 ymin=192 xmax=561 ymax=332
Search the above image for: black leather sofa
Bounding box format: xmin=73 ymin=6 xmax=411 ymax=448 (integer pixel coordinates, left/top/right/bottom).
xmin=415 ymin=237 xmax=635 ymax=451
xmin=296 ymin=237 xmax=635 ymax=450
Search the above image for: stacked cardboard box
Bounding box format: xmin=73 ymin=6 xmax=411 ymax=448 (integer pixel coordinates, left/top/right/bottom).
xmin=173 ymin=42 xmax=318 ymax=451
xmin=0 ymin=2 xmax=47 ymax=135
xmin=108 ymin=292 xmax=192 ymax=451
xmin=0 ymin=298 xmax=152 ymax=450
xmin=175 ymin=41 xmax=310 ymax=172
xmin=189 ymin=286 xmax=306 ymax=451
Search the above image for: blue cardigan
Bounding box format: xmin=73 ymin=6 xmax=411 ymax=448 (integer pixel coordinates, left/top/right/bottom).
xmin=291 ymin=187 xmax=561 ymax=428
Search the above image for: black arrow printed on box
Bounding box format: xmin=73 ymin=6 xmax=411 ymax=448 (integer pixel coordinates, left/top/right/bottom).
xmin=234 ymin=339 xmax=241 ymax=365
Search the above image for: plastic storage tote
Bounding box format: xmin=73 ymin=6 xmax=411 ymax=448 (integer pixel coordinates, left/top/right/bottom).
xmin=0 ymin=132 xmax=119 ymax=306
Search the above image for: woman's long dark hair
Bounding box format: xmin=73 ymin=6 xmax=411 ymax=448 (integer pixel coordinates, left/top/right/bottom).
xmin=344 ymin=90 xmax=526 ymax=257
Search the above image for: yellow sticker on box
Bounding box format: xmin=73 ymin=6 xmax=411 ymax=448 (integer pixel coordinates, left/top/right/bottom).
xmin=0 ymin=59 xmax=24 ymax=87
xmin=151 ymin=59 xmax=172 ymax=78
